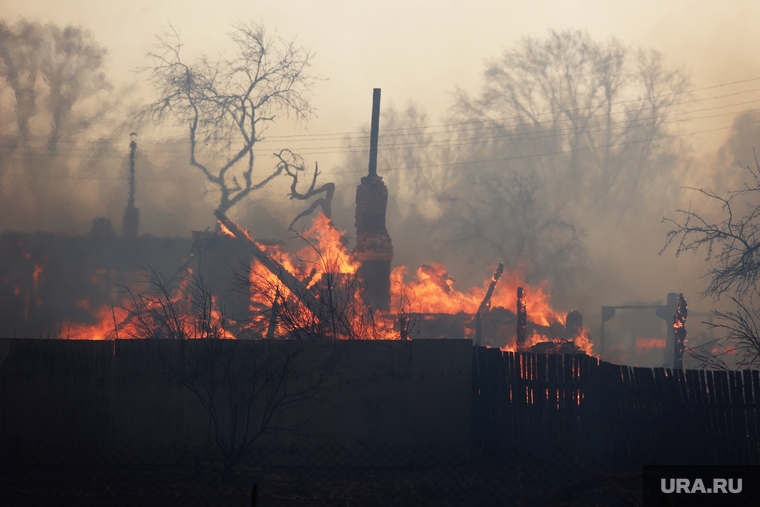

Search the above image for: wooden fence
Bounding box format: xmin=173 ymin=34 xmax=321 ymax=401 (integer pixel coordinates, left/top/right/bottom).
xmin=472 ymin=348 xmax=760 ymax=465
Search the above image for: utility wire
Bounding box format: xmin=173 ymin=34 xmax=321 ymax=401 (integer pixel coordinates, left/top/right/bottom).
xmin=4 ymin=76 xmax=760 ymax=147
xmin=319 ymin=116 xmax=760 ymax=175
xmin=6 ymin=116 xmax=760 ymax=179
xmin=4 ymin=93 xmax=760 ymax=157
xmin=284 ymin=103 xmax=760 ymax=156
xmin=263 ymin=77 xmax=760 ymax=140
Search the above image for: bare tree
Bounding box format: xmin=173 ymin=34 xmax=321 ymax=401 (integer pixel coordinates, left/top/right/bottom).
xmin=115 ymin=269 xmax=333 ymax=480
xmin=0 ymin=20 xmax=115 ymax=166
xmin=116 ymin=268 xmax=232 ymax=341
xmin=274 ymin=148 xmax=335 ymax=230
xmin=335 ymin=31 xmax=688 ymax=296
xmin=663 ymin=153 xmax=760 ymax=300
xmin=140 ymin=22 xmax=316 ymax=216
xmin=451 ymin=29 xmax=690 ymax=222
xmin=664 ymin=149 xmax=760 ymax=368
xmin=686 ymin=297 xmax=760 ymax=371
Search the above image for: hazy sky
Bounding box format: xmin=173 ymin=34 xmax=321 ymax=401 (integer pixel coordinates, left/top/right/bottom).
xmin=4 ymin=0 xmax=760 ymax=171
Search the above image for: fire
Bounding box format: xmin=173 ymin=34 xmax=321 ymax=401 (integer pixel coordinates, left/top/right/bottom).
xmin=301 ymin=213 xmax=359 ymax=274
xmin=62 ymin=305 xmax=126 ymax=340
xmin=60 ymin=211 xmax=587 ymax=347
xmin=390 ymin=263 xmax=564 ymax=326
xmin=62 ymin=297 xmax=235 ymax=341
xmin=32 ymin=264 xmax=43 ymax=291
xmin=246 ymin=213 xmax=366 ymax=339
xmin=219 ymin=222 xmax=236 ymax=238
xmin=574 ymin=328 xmax=594 ymax=355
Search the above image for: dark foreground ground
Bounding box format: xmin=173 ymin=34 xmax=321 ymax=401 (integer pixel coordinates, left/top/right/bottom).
xmin=0 ymin=453 xmax=643 ymax=507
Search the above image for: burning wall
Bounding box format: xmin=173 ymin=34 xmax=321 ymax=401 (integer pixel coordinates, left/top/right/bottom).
xmin=0 ymin=227 xmax=190 ymax=338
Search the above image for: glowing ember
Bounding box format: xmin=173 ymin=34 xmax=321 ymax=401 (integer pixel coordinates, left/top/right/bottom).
xmin=32 ymin=264 xmax=43 ymax=291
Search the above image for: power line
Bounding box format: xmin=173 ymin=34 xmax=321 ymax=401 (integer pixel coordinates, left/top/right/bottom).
xmin=6 ymin=116 xmax=760 ymax=179
xmin=4 ymin=91 xmax=760 ymax=157
xmin=4 ymin=76 xmax=760 ymax=148
xmin=262 ymin=76 xmax=760 ymax=140
xmin=289 ymin=102 xmax=760 ymax=156
xmin=319 ymin=117 xmax=760 ymax=175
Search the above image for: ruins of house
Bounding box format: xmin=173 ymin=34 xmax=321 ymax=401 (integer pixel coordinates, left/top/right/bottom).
xmin=0 ymin=88 xmax=615 ymax=355
xmin=1 ymin=87 xmax=588 ymax=348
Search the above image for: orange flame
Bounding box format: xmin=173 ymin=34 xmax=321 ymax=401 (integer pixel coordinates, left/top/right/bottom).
xmin=390 ymin=263 xmax=564 ymax=326
xmin=219 ymin=222 xmax=236 ymax=238
xmin=62 ymin=212 xmax=588 ymax=347
xmin=574 ymin=328 xmax=595 ymax=356
xmin=62 ymin=305 xmax=127 ymax=340
xmin=247 ymin=213 xmax=364 ymax=339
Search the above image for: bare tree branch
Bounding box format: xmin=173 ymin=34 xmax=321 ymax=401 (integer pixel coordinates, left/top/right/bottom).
xmin=273 ymin=149 xmax=335 ymax=230
xmin=139 ymin=22 xmax=316 ymax=215
xmin=115 ymin=267 xmax=333 ymax=479
xmin=662 ymin=153 xmax=760 ymax=300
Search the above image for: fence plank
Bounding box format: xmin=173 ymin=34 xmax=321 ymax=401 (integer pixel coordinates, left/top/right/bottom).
xmin=730 ymin=371 xmax=747 ymax=463
xmin=471 ymin=349 xmax=760 ymax=465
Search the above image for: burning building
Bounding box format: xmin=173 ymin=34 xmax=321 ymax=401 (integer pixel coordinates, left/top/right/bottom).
xmin=1 ymin=88 xmax=594 ymax=354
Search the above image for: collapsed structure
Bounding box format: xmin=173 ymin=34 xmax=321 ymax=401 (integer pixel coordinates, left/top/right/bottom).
xmin=3 ymin=87 xmax=592 ymax=352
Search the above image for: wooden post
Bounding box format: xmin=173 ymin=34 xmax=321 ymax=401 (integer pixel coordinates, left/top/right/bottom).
xmin=474 ymin=263 xmax=503 ymax=346
xmin=265 ymin=287 xmax=280 ymax=340
xmin=516 ymin=287 xmax=527 ymax=350
xmin=673 ymin=293 xmax=687 ymax=369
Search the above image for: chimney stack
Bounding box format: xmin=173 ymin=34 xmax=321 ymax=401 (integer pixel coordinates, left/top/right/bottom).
xmin=353 ymin=89 xmax=393 ymax=311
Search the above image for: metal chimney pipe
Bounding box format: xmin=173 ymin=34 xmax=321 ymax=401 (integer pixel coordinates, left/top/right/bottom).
xmin=368 ymin=88 xmax=381 ymax=177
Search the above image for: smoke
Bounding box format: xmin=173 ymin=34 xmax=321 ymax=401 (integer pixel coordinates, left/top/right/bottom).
xmin=324 ymin=29 xmax=748 ymax=366
xmin=2 ymin=17 xmax=759 ymax=366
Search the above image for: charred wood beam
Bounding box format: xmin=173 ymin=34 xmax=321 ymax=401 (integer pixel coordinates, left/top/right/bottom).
xmin=474 ymin=263 xmax=504 ymax=347
xmin=213 ymin=210 xmax=324 ymax=319
xmin=266 ymin=287 xmax=280 ymax=340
